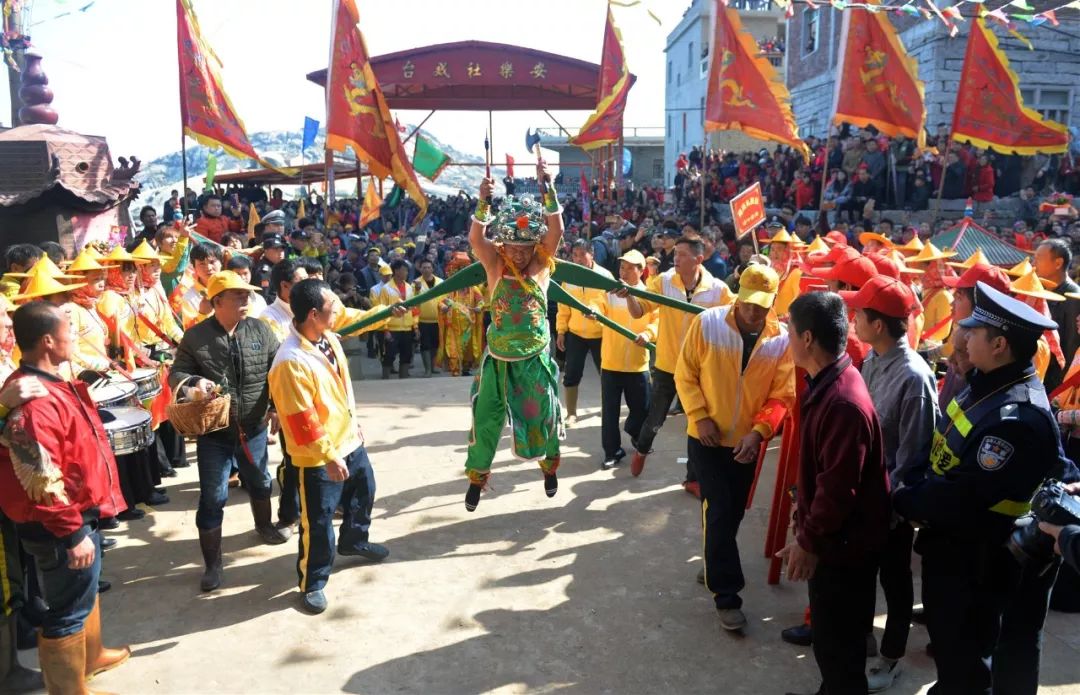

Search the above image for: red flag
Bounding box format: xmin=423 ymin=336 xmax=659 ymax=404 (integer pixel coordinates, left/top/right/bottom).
xmin=325 ymin=0 xmax=427 ymax=219
xmin=705 ymin=3 xmax=809 ymax=162
xmin=570 ymin=7 xmax=635 ymax=151
xmin=832 ymin=8 xmax=926 ymax=147
xmin=951 ymin=18 xmax=1070 ymax=155
xmin=175 ymin=0 xmax=288 ymax=173
xmin=505 ymin=155 xmax=515 ymax=179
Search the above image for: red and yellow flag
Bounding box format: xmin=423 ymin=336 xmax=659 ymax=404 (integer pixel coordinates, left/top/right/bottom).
xmin=832 ymin=8 xmax=926 ymax=147
xmin=705 ymin=2 xmax=809 ymax=162
xmin=175 ymin=0 xmax=287 ymax=173
xmin=570 ymin=7 xmax=635 ymax=151
xmin=951 ymin=17 xmax=1069 ymax=155
xmin=359 ymin=178 xmax=382 ymax=229
xmin=325 ymin=0 xmax=426 ymax=219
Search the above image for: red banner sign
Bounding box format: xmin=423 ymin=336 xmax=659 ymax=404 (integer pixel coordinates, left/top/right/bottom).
xmin=731 ymin=183 xmax=766 ymax=238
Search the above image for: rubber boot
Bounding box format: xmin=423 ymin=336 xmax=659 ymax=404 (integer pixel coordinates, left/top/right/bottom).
xmin=420 ymin=351 xmax=432 ymax=378
xmin=37 ymin=630 xmax=91 ymax=695
xmin=198 ymin=527 xmax=224 ymax=592
xmin=565 ymin=385 xmax=579 ymax=423
xmin=381 ymin=364 xmax=392 ymax=380
xmin=399 ymin=363 xmax=410 ymax=379
xmin=0 ymin=613 xmax=42 ymax=694
xmin=251 ymin=499 xmax=289 ymax=544
xmin=84 ymin=597 xmax=129 ymax=680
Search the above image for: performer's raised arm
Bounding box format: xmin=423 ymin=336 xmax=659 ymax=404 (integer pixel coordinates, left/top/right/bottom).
xmin=469 ymin=177 xmax=499 ymax=272
xmin=537 ymin=161 xmax=563 ymax=259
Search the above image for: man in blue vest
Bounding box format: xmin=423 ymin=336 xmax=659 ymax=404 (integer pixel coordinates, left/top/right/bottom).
xmin=894 ymin=282 xmax=1068 ymax=695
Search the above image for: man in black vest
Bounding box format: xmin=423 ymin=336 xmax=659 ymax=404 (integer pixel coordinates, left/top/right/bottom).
xmin=894 ymin=282 xmax=1068 ymax=694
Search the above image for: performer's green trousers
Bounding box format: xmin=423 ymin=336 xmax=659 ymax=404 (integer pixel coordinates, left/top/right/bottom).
xmin=465 ymin=350 xmax=562 ymax=479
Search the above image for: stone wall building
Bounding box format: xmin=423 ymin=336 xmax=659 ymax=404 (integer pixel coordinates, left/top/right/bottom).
xmin=787 ymin=8 xmax=1080 ymax=141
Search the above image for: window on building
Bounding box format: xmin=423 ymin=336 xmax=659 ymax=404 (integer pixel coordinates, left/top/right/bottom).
xmin=700 ymin=96 xmax=706 ymax=126
xmin=803 ymin=9 xmax=819 ymax=56
xmin=667 ymin=113 xmax=671 ymax=136
xmin=667 ymin=60 xmax=672 ymax=84
xmin=688 ymin=41 xmax=694 ymax=68
xmin=653 ymin=160 xmax=664 ymax=179
xmin=1020 ymin=87 xmax=1072 ymax=124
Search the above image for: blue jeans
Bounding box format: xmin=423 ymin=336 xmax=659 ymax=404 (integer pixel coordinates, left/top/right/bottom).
xmin=297 ymin=446 xmax=377 ymax=592
xmin=20 ymin=527 xmax=100 ymax=638
xmin=195 ymin=428 xmax=272 ymax=530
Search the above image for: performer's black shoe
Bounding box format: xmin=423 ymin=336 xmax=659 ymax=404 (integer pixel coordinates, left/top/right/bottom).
xmin=99 ymin=517 xmax=119 ymax=530
xmin=544 ymin=471 xmax=558 ymax=498
xmin=465 ymin=482 xmax=483 ymax=512
xmin=100 ymin=537 xmax=117 ymax=551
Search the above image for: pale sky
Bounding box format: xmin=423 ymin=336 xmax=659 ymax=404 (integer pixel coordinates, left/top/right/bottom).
xmin=1 ymin=0 xmax=688 ymax=166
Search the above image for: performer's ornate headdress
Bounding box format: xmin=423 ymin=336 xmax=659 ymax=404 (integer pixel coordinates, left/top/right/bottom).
xmin=491 ymin=195 xmax=545 ymax=245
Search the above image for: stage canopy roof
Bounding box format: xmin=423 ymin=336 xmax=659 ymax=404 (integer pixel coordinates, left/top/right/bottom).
xmin=306 ymin=40 xmax=634 ymax=111
xmin=214 ymin=161 xmax=366 ymax=187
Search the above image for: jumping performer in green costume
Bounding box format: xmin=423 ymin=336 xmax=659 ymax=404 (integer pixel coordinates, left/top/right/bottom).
xmin=464 ymin=167 xmax=564 ymax=511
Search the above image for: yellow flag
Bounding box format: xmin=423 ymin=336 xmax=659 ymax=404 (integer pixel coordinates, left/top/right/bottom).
xmin=359 ymin=178 xmax=382 ymax=228
xmin=246 ymin=202 xmax=261 ymax=241
xmin=297 ymin=197 xmax=307 ymax=220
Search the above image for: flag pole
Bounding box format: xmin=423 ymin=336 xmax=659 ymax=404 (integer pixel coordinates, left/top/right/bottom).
xmin=180 ymin=131 xmax=189 ymax=217
xmin=931 ymin=138 xmax=953 ymax=221
xmin=699 ymin=137 xmax=707 ymax=233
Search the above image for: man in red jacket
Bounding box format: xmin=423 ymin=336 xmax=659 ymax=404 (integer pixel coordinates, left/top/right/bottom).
xmin=0 ymin=302 xmax=129 ymax=693
xmin=778 ymin=291 xmax=890 ymax=695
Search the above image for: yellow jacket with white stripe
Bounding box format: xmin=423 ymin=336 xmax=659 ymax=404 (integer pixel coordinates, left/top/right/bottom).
xmin=414 ymin=275 xmax=443 ymax=323
xmin=596 ymin=284 xmax=659 ymax=373
xmin=556 ymin=263 xmax=614 ymax=340
xmin=268 ymin=326 xmax=361 ymax=468
xmin=377 ymin=280 xmax=417 ymax=331
xmin=638 ymin=267 xmax=732 ymax=374
xmin=675 ymin=304 xmax=795 ymax=446
xmin=134 ymin=284 xmax=184 ymax=345
xmin=62 ymin=301 xmax=111 ymax=373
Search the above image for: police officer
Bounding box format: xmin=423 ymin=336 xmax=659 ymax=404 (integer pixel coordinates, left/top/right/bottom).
xmin=262 ymin=209 xmax=287 ymax=238
xmin=255 ymin=235 xmax=289 ymax=302
xmin=894 ymin=281 xmax=1066 ymax=695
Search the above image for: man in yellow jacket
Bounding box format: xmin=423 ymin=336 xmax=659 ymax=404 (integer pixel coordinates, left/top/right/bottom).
xmin=268 ymin=278 xmax=395 ymax=615
xmin=675 ymin=262 xmax=795 ymax=632
xmin=556 ymin=239 xmax=614 ymax=424
xmin=595 ymin=250 xmax=659 ymax=470
xmin=624 ymin=236 xmax=732 ymax=494
xmin=413 ymin=258 xmax=443 ymax=377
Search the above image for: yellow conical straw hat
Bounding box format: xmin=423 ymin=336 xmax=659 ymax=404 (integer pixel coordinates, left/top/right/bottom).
xmin=907 ymin=241 xmax=957 ymax=264
xmin=1010 ymin=269 xmax=1065 ymax=302
xmin=102 ymin=245 xmax=150 ymax=265
xmin=1006 ymin=257 xmax=1033 ymax=278
xmin=889 ymin=250 xmax=924 ymax=275
xmin=8 ymin=256 xmax=79 ymax=280
xmin=948 ymin=247 xmax=990 ymax=270
xmin=895 ymin=236 xmax=924 ymax=256
xmin=806 ymin=236 xmax=830 ymax=255
xmin=11 ymin=272 xmax=86 ymax=303
xmin=66 ymin=250 xmax=108 ymax=273
xmin=130 ymin=239 xmax=171 ymax=263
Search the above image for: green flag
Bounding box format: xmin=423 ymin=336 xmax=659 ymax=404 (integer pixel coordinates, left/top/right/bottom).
xmin=385 ymin=184 xmax=403 ymax=208
xmin=412 ymin=134 xmax=450 ymax=182
xmin=205 ymin=153 xmax=218 ymax=188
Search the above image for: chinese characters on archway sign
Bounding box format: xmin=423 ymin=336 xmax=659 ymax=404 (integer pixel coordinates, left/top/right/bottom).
xmin=396 ymin=58 xmax=549 ymax=81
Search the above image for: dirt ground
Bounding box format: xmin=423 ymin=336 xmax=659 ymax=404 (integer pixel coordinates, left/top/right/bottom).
xmin=23 ymin=359 xmax=1080 ymax=694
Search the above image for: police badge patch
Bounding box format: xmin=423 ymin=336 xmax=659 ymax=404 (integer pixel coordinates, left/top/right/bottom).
xmin=978 ymin=436 xmax=1014 ymax=471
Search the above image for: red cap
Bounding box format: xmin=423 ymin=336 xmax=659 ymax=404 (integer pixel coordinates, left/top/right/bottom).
xmin=825 ymin=231 xmax=848 ymax=246
xmin=943 ymin=262 xmax=1011 ymax=293
xmin=839 ymin=276 xmax=918 ymax=319
xmin=865 ymin=252 xmax=901 ymax=279
xmin=812 ymin=255 xmax=878 ymax=288
xmin=822 ymin=244 xmax=861 ymax=265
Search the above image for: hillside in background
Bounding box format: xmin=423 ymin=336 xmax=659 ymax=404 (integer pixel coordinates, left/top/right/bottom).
xmin=136 ymin=125 xmax=506 ymax=210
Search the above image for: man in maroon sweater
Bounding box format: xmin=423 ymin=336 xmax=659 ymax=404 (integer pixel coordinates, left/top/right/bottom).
xmin=778 ymin=291 xmax=891 ymax=695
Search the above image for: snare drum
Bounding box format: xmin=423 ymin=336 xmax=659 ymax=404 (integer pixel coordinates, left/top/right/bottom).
xmin=129 ymin=367 xmax=162 ymax=403
xmin=90 ymin=381 xmax=139 ymax=409
xmin=98 ymin=407 xmax=154 ymax=455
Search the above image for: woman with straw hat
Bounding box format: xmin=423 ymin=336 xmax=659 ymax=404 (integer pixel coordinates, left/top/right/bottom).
xmin=60 ymin=250 xmax=115 ymax=380
xmin=906 ymin=243 xmax=959 ymax=346
xmin=1010 ymin=269 xmax=1066 ymax=381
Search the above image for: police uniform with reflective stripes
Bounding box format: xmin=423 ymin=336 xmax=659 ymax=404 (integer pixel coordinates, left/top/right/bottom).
xmin=894 ymin=281 xmax=1070 ymax=695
